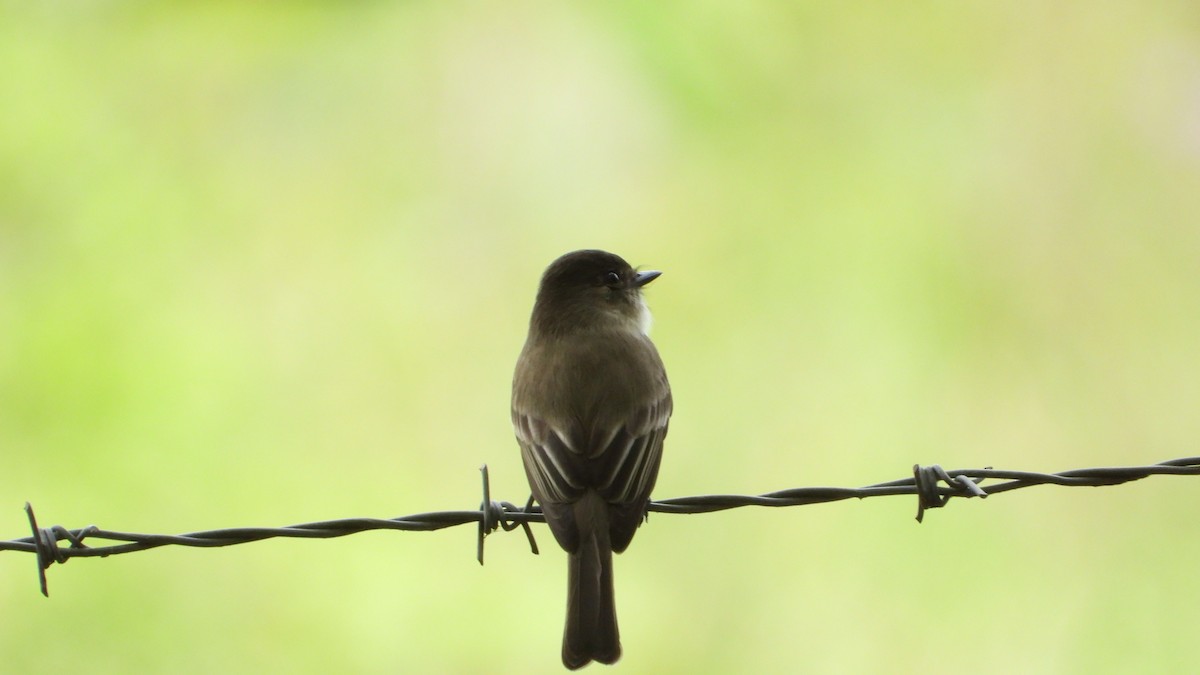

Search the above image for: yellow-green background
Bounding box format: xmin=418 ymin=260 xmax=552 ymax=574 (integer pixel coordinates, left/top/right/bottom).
xmin=2 ymin=3 xmax=1198 ymax=673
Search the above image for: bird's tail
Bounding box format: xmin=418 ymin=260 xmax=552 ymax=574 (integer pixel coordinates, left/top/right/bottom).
xmin=563 ymin=527 xmax=620 ymax=669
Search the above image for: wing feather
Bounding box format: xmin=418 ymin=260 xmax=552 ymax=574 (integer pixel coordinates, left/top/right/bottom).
xmin=512 ymin=330 xmax=672 ymax=552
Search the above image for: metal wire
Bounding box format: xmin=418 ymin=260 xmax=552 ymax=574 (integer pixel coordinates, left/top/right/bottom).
xmin=3 ymin=456 xmax=1197 ymax=597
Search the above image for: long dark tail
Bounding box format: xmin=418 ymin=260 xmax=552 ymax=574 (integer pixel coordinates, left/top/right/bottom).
xmin=563 ymin=529 xmax=620 ymax=669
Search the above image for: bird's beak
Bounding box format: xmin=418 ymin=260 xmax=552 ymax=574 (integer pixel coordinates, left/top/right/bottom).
xmin=633 ymin=270 xmax=662 ymax=287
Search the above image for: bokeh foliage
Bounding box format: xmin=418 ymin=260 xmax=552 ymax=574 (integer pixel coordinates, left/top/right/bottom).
xmin=2 ymin=2 xmax=1199 ymax=673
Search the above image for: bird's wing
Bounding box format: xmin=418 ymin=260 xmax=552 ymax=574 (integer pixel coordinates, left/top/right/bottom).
xmin=513 ymin=333 xmax=672 ymax=553
xmin=599 ymin=388 xmax=671 ymax=552
xmin=513 ymin=410 xmax=588 ymax=505
xmin=513 ymin=389 xmax=671 ymax=554
xmin=513 ymin=410 xmax=590 ymax=552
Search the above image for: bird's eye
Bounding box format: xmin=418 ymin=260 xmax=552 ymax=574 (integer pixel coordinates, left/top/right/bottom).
xmin=603 ymin=271 xmax=622 ymax=287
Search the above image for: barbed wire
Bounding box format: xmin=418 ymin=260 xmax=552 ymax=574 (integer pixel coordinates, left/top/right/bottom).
xmin=2 ymin=456 xmax=1197 ymax=597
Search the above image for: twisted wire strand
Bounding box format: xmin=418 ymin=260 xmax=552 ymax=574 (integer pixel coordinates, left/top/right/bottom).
xmin=2 ymin=456 xmax=1196 ymax=596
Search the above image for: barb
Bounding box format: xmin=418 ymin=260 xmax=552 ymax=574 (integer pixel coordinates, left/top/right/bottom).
xmin=477 ymin=465 xmax=539 ymax=565
xmin=2 ymin=456 xmax=1197 ymax=596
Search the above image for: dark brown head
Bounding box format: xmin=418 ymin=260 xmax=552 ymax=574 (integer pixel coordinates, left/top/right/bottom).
xmin=530 ymin=250 xmax=661 ymax=337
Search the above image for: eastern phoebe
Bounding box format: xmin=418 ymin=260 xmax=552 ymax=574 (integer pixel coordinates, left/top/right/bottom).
xmin=512 ymin=250 xmax=672 ymax=669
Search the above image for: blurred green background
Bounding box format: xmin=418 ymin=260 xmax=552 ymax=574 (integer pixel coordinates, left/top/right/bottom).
xmin=3 ymin=2 xmax=1199 ymax=673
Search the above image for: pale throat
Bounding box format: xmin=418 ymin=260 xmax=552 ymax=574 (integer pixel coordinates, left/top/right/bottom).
xmin=636 ymin=296 xmax=653 ymax=335
xmin=601 ymin=294 xmax=654 ymax=336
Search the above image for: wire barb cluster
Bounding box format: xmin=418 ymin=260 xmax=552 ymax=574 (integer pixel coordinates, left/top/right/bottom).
xmin=3 ymin=456 xmax=1197 ymax=597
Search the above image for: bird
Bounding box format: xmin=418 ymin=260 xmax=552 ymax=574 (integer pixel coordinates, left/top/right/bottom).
xmin=512 ymin=249 xmax=672 ymax=669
